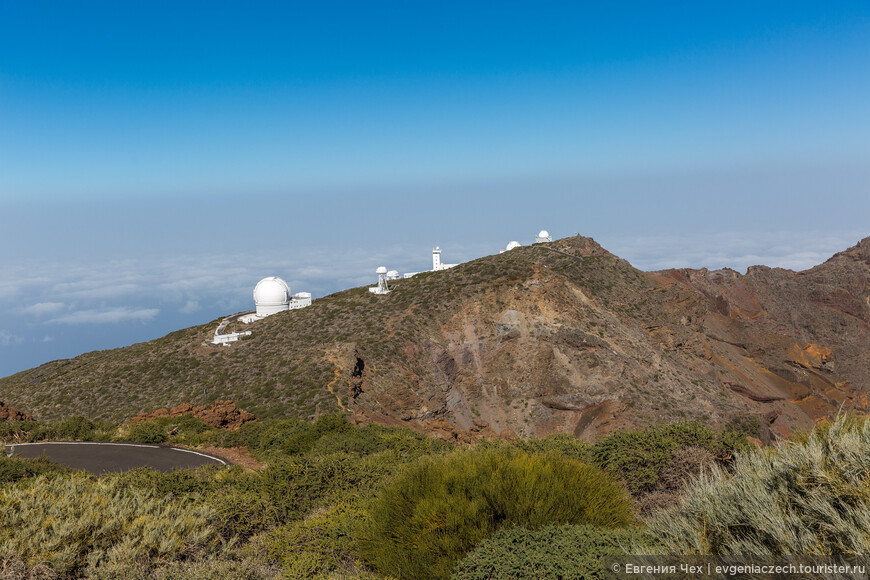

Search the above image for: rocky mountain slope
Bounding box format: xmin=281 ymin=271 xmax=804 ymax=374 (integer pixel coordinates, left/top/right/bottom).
xmin=2 ymin=235 xmax=868 ymax=440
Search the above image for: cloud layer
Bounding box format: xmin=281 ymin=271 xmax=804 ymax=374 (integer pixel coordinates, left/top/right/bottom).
xmin=0 ymin=229 xmax=864 ymax=378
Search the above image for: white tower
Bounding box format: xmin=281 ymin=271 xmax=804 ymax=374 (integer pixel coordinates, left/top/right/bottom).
xmin=535 ymin=230 xmax=552 ymax=244
xmin=369 ymin=266 xmax=391 ymax=295
xmin=432 ymin=247 xmax=442 ymax=271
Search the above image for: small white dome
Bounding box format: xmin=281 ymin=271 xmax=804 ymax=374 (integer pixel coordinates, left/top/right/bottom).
xmin=253 ymin=277 xmax=291 ymax=306
xmin=376 ymin=266 xmax=388 ymax=275
xmin=538 ymin=230 xmax=549 ymax=239
xmin=506 ymin=241 xmax=521 ymax=251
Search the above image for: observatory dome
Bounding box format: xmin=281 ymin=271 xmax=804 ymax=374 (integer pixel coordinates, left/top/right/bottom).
xmin=254 ymin=277 xmax=291 ymax=317
xmin=506 ymin=241 xmax=521 ymax=251
xmin=538 ymin=230 xmax=549 ymax=239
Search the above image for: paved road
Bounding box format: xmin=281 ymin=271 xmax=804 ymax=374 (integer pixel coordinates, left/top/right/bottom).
xmin=6 ymin=442 xmax=227 ymax=475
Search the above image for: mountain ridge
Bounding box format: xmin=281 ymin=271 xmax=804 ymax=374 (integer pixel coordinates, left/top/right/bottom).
xmin=3 ymin=234 xmax=869 ymax=441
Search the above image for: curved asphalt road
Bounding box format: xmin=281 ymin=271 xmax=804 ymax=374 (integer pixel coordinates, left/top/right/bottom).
xmin=6 ymin=442 xmax=227 ymax=475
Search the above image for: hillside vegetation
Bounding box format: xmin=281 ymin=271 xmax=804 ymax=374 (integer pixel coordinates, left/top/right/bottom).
xmin=5 ymin=413 xmax=870 ymax=579
xmin=2 ymin=235 xmax=869 ymax=442
xmin=1 ymin=413 xmax=748 ymax=579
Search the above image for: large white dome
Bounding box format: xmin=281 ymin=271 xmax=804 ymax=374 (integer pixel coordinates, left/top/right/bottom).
xmin=506 ymin=241 xmax=521 ymax=251
xmin=538 ymin=230 xmax=549 ymax=239
xmin=254 ymin=277 xmax=291 ymax=316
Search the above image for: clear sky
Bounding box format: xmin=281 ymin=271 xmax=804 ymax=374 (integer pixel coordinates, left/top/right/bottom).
xmin=1 ymin=1 xmax=868 ymax=378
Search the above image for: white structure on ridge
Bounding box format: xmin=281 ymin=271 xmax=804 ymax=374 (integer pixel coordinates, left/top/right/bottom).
xmin=535 ymin=230 xmax=552 ymax=244
xmin=386 ymin=270 xmax=400 ymax=281
xmin=239 ymin=276 xmax=312 ymax=323
xmin=500 ymin=240 xmax=522 ymax=253
xmin=404 ymin=247 xmax=459 ymax=278
xmin=254 ymin=276 xmax=292 ymax=316
xmin=369 ymin=266 xmax=391 ymax=294
xmin=432 ymin=246 xmax=458 ymax=271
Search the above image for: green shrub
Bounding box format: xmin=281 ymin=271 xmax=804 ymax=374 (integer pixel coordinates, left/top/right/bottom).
xmin=252 ymin=502 xmax=364 ymax=577
xmin=0 ymin=420 xmax=39 ymax=442
xmin=513 ymin=433 xmax=594 ymax=463
xmin=357 ymin=447 xmax=634 ymax=579
xmin=55 ymin=415 xmax=96 ymax=440
xmin=310 ymin=422 xmax=452 ymax=458
xmin=256 ymin=452 xmax=402 ymax=523
xmin=255 ymin=413 xmax=355 ymax=457
xmin=112 ymin=465 xmax=227 ymax=497
xmin=593 ymin=421 xmax=750 ymax=495
xmin=125 ymin=419 xmax=168 ymax=444
xmin=453 ymin=524 xmax=654 ymax=579
xmin=0 ymin=474 xmax=222 ymax=577
xmin=212 ymin=488 xmax=281 ymax=539
xmin=724 ymin=414 xmax=762 ymax=439
xmin=0 ymin=455 xmax=72 ymax=485
xmin=87 ymin=555 xmax=282 ymax=580
xmin=644 ymin=414 xmax=870 ymax=555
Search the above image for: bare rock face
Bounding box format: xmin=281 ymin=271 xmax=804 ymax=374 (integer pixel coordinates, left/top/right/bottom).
xmin=0 ymin=401 xmax=33 ymax=422
xmin=4 ymin=234 xmax=870 ymax=442
xmin=130 ymin=400 xmax=256 ymax=430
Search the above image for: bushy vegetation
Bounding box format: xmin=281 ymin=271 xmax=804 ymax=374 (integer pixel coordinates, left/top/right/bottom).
xmin=453 ymin=524 xmax=654 ymax=579
xmin=0 ymin=474 xmax=222 ymax=577
xmin=593 ymin=421 xmax=751 ymax=495
xmin=0 ymin=416 xmax=116 ymax=444
xmin=357 ymin=447 xmax=634 ymax=579
xmin=0 ymin=410 xmax=757 ymax=579
xmin=0 ymin=454 xmax=73 ymax=485
xmin=644 ymin=414 xmax=870 ymax=555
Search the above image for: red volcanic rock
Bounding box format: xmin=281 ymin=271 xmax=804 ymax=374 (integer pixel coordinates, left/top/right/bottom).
xmin=131 ymin=400 xmax=256 ymax=430
xmin=0 ymin=401 xmax=34 ymax=422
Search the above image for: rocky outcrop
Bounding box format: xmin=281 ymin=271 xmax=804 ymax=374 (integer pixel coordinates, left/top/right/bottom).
xmin=3 ymin=234 xmax=870 ymax=442
xmin=0 ymin=401 xmax=33 ymax=422
xmin=130 ymin=400 xmax=255 ymax=430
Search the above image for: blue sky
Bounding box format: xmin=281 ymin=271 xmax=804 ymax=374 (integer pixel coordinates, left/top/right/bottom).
xmin=1 ymin=2 xmax=868 ymax=378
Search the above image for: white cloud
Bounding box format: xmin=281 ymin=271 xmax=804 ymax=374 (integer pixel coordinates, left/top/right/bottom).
xmin=180 ymin=300 xmax=200 ymax=313
xmin=48 ymin=307 xmax=160 ymax=325
xmin=0 ymin=331 xmax=24 ymax=346
xmin=22 ymin=302 xmax=66 ymax=316
xmin=41 ymin=336 xmax=55 ymax=343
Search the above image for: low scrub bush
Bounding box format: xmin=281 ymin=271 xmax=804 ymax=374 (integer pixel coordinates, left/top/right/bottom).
xmin=212 ymin=488 xmax=282 ymax=539
xmin=310 ymin=422 xmax=451 ymax=458
xmin=252 ymin=502 xmax=364 ymax=578
xmin=453 ymin=524 xmax=654 ymax=579
xmin=0 ymin=474 xmax=223 ymax=577
xmin=0 ymin=418 xmax=117 ymax=444
xmin=125 ymin=419 xmax=168 ymax=444
xmin=87 ymin=555 xmax=282 ymax=580
xmin=645 ymin=414 xmax=870 ymax=555
xmin=512 ymin=433 xmax=594 ymax=463
xmin=636 ymin=445 xmax=716 ymax=515
xmin=254 ymin=413 xmax=355 ymax=457
xmin=123 ymin=416 xmax=214 ymax=446
xmin=112 ymin=465 xmax=229 ymax=498
xmin=0 ymin=455 xmax=72 ymax=485
xmin=357 ymin=447 xmax=634 ymax=580
xmin=593 ymin=421 xmax=750 ymax=495
xmin=256 ymin=451 xmax=402 ymax=523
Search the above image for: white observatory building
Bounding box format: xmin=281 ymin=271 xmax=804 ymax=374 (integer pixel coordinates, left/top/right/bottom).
xmin=500 ymin=240 xmax=522 ymax=253
xmin=239 ymin=276 xmax=312 ymax=323
xmin=253 ymin=276 xmax=292 ymax=316
xmin=535 ymin=230 xmax=552 ymax=244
